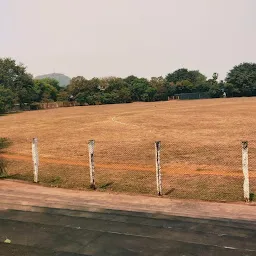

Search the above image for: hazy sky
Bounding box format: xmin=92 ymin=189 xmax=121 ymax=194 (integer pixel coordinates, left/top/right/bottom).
xmin=0 ymin=0 xmax=255 ymax=80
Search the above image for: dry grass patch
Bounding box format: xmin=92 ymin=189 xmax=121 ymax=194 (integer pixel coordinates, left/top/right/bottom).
xmin=1 ymin=98 xmax=256 ymax=201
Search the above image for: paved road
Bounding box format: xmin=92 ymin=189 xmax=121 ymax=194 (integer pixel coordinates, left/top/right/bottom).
xmin=0 ymin=181 xmax=256 ymax=255
xmin=1 ymin=204 xmax=256 ymax=255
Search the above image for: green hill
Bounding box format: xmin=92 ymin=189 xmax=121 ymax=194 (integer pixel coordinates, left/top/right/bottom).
xmin=35 ymin=73 xmax=71 ymax=87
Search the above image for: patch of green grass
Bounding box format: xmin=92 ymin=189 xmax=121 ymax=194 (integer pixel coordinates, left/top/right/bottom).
xmin=3 ymin=173 xmax=33 ymax=181
xmin=0 ymin=137 xmax=12 ymax=150
xmin=0 ymin=137 xmax=12 ymax=177
xmin=99 ymin=182 xmax=114 ymax=190
xmin=0 ymin=158 xmax=8 ymax=178
xmin=47 ymin=176 xmax=62 ymax=187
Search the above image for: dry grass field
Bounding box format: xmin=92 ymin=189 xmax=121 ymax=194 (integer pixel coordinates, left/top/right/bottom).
xmin=1 ymin=97 xmax=256 ymax=201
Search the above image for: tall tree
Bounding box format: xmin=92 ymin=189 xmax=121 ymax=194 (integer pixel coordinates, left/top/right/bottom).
xmin=129 ymin=78 xmax=150 ymax=101
xmin=103 ymin=77 xmax=132 ymax=103
xmin=123 ymin=75 xmax=139 ymax=86
xmin=0 ymin=86 xmax=15 ymax=113
xmin=225 ymin=63 xmax=256 ymax=97
xmin=33 ymin=79 xmax=58 ymax=102
xmin=40 ymin=78 xmax=61 ymax=91
xmin=67 ymin=76 xmax=89 ymax=95
xmin=166 ymin=68 xmax=190 ymax=83
xmin=0 ymin=58 xmax=35 ymax=107
xmin=150 ymin=76 xmax=168 ymax=100
xmin=166 ymin=68 xmax=207 ymax=94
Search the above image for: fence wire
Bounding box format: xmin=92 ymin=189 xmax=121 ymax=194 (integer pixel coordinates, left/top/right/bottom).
xmin=161 ymin=142 xmax=244 ymax=201
xmin=94 ymin=141 xmax=155 ymax=195
xmin=1 ymin=139 xmax=255 ymax=202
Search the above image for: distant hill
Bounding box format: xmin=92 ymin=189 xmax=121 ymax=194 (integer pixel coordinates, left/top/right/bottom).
xmin=35 ymin=73 xmax=71 ymax=87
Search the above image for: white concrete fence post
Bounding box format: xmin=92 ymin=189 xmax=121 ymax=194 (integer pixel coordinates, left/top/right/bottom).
xmin=242 ymin=141 xmax=250 ymax=202
xmin=32 ymin=138 xmax=39 ymax=183
xmin=88 ymin=140 xmax=96 ymax=189
xmin=155 ymin=141 xmax=162 ymax=196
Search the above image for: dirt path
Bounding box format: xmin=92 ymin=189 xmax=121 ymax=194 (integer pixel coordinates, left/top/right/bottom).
xmin=1 ymin=152 xmax=256 ymax=177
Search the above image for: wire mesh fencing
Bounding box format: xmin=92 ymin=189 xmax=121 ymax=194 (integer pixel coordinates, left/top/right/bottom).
xmin=94 ymin=140 xmax=156 ymax=195
xmin=1 ymin=138 xmax=255 ymax=202
xmin=161 ymin=141 xmax=244 ymax=201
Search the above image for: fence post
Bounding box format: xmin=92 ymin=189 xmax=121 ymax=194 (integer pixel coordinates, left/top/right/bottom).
xmin=32 ymin=138 xmax=39 ymax=183
xmin=88 ymin=140 xmax=96 ymax=189
xmin=242 ymin=141 xmax=250 ymax=202
xmin=155 ymin=141 xmax=162 ymax=196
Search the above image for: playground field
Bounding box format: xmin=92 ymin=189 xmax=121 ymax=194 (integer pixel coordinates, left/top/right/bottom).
xmin=1 ymin=97 xmax=256 ymax=201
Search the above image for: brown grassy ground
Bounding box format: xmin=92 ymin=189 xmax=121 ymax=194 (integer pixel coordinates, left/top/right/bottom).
xmin=1 ymin=98 xmax=256 ymax=201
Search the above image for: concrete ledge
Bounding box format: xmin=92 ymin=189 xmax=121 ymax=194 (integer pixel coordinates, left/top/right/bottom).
xmin=1 ymin=180 xmax=256 ymax=222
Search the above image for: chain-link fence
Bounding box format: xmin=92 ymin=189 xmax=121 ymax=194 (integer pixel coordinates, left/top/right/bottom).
xmin=1 ymin=138 xmax=255 ymax=202
xmin=162 ymin=142 xmax=243 ymax=201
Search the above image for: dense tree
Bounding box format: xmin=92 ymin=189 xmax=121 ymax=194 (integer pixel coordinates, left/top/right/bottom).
xmin=57 ymin=89 xmax=69 ymax=101
xmin=123 ymin=75 xmax=138 ymax=86
xmin=202 ymin=73 xmax=221 ymax=98
xmin=33 ymin=79 xmax=58 ymax=102
xmin=208 ymin=83 xmax=222 ymax=98
xmin=67 ymin=76 xmax=89 ymax=95
xmin=0 ymin=58 xmax=35 ymax=107
xmin=189 ymin=70 xmax=207 ymax=85
xmin=175 ymin=80 xmax=194 ymax=94
xmin=67 ymin=76 xmax=91 ymax=104
xmin=1 ymin=57 xmax=256 ymax=113
xmin=166 ymin=68 xmax=190 ymax=83
xmin=225 ymin=63 xmax=256 ymax=97
xmin=41 ymin=78 xmax=61 ymax=91
xmin=165 ymin=68 xmax=208 ymax=96
xmin=128 ymin=77 xmax=150 ymax=101
xmin=212 ymin=73 xmax=218 ymax=81
xmin=223 ymin=82 xmax=239 ymax=97
xmin=150 ymin=77 xmax=168 ymax=100
xmin=104 ymin=77 xmax=132 ymax=103
xmin=0 ymin=86 xmax=15 ymax=113
xmin=166 ymin=68 xmax=206 ymax=85
xmin=67 ymin=76 xmax=102 ymax=105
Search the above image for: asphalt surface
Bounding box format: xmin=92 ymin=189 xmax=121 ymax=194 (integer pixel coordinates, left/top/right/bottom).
xmin=0 ymin=204 xmax=256 ymax=256
xmin=0 ymin=180 xmax=256 ymax=255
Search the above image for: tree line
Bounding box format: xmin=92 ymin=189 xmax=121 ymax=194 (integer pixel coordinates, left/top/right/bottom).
xmin=0 ymin=57 xmax=256 ymax=113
